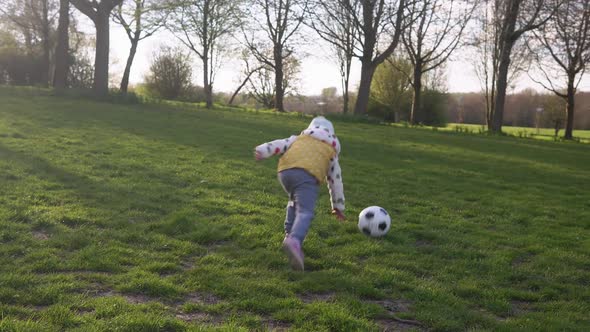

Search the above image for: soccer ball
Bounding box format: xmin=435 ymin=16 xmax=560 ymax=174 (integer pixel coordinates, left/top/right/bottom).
xmin=358 ymin=206 xmax=391 ymax=237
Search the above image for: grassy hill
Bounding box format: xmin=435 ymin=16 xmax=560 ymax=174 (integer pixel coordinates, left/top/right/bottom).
xmin=1 ymin=89 xmax=589 ymax=331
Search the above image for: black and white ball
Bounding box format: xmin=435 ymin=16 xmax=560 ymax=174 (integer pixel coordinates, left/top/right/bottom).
xmin=358 ymin=206 xmax=391 ymax=237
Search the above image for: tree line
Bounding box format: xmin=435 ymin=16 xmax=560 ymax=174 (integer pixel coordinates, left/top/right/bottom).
xmin=446 ymin=90 xmax=590 ymax=133
xmin=0 ymin=0 xmax=589 ymax=139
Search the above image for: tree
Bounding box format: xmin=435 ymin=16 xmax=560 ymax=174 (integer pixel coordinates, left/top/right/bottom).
xmin=70 ymin=0 xmax=123 ymax=96
xmin=228 ymin=52 xmax=262 ymax=105
xmin=53 ymin=0 xmax=69 ymax=89
xmin=341 ymin=0 xmax=409 ymax=115
xmin=0 ymin=31 xmax=41 ymax=85
xmin=369 ymin=55 xmax=413 ymax=121
xmin=321 ymin=87 xmax=337 ymax=100
xmin=540 ymin=93 xmax=566 ymax=137
xmin=112 ymin=0 xmax=168 ymax=93
xmin=529 ymin=0 xmax=590 ymax=139
xmin=0 ymin=0 xmax=57 ymax=86
xmin=144 ymin=46 xmax=192 ymax=99
xmin=472 ymin=0 xmax=530 ymax=129
xmin=67 ymin=14 xmax=99 ymax=88
xmin=308 ymin=0 xmax=358 ymax=114
xmin=489 ymin=0 xmax=555 ymax=133
xmin=243 ymin=0 xmax=308 ymax=112
xmin=169 ymin=0 xmax=243 ymax=108
xmin=401 ymin=0 xmax=474 ymax=124
xmin=247 ymin=55 xmax=300 ymax=109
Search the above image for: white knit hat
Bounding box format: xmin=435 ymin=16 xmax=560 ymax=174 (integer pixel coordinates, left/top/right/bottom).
xmin=307 ymin=116 xmax=335 ymax=135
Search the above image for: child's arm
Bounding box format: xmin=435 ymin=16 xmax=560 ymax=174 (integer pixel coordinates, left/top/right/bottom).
xmin=326 ymin=156 xmax=345 ymax=216
xmin=254 ymin=135 xmax=298 ymax=160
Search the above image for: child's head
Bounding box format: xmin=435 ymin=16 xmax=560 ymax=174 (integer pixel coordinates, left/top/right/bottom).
xmin=308 ymin=116 xmax=335 ymax=135
xmin=303 ymin=116 xmax=340 ymax=154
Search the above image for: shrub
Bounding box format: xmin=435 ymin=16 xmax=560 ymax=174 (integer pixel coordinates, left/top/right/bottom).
xmin=421 ymin=89 xmax=448 ymax=126
xmin=144 ymin=46 xmax=192 ymax=100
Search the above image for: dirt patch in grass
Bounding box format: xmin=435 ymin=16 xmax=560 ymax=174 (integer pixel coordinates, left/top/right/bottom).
xmin=175 ymin=312 xmax=224 ymax=324
xmin=124 ymin=293 xmax=156 ymax=304
xmin=298 ymin=292 xmax=336 ymax=304
xmin=510 ymin=300 xmax=535 ymax=316
xmin=376 ymin=318 xmax=424 ymax=331
xmin=180 ymin=259 xmax=195 ymax=270
xmin=369 ymin=299 xmax=413 ymax=313
xmin=263 ymin=318 xmax=291 ymax=331
xmin=511 ymin=253 xmax=534 ymax=267
xmin=32 ymin=231 xmax=49 ymax=240
xmin=205 ymin=241 xmax=229 ymax=252
xmin=368 ymin=299 xmax=424 ymax=331
xmin=357 ymin=255 xmax=370 ymax=262
xmin=185 ymin=292 xmax=221 ymax=305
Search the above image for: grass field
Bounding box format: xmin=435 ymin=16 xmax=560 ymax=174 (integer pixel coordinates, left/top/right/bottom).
xmin=439 ymin=123 xmax=590 ymax=143
xmin=1 ymin=89 xmax=589 ymax=331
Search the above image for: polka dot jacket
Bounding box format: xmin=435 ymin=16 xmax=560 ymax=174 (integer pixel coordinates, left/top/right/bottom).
xmin=255 ymin=116 xmax=345 ymax=212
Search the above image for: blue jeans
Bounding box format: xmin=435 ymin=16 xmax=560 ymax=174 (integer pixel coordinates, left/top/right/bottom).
xmin=278 ymin=168 xmax=319 ymax=243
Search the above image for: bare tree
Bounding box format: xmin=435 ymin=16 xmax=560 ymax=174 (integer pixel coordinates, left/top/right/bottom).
xmin=529 ymin=0 xmax=590 ymax=139
xmin=472 ymin=0 xmax=530 ymax=129
xmin=489 ymin=0 xmax=555 ymax=133
xmin=248 ymin=65 xmax=277 ymax=108
xmin=472 ymin=0 xmax=502 ymax=128
xmin=229 ymin=49 xmax=264 ymax=105
xmin=53 ymin=0 xmax=69 ymax=89
xmin=339 ymin=0 xmax=408 ymax=115
xmin=112 ymin=0 xmax=168 ymax=93
xmin=168 ymin=0 xmax=243 ymax=108
xmin=307 ymin=0 xmax=358 ymax=114
xmin=243 ymin=0 xmax=308 ymax=112
xmin=70 ymin=0 xmax=123 ymax=96
xmin=402 ymin=0 xmax=474 ymax=124
xmin=246 ymin=55 xmax=300 ymax=108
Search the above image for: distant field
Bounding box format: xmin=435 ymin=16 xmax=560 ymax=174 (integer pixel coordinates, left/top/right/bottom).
xmin=441 ymin=123 xmax=590 ymax=143
xmin=1 ymin=89 xmax=589 ymax=330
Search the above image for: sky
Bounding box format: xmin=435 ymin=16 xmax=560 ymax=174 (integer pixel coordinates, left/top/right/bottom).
xmin=106 ymin=23 xmax=590 ymax=97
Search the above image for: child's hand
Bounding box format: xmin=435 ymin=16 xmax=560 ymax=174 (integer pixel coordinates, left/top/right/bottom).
xmin=332 ymin=209 xmax=346 ymax=221
xmin=254 ymin=149 xmax=263 ymax=161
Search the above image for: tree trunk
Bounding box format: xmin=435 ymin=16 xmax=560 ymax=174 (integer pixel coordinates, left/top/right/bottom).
xmin=53 ymin=0 xmax=70 ymax=89
xmin=564 ymin=77 xmax=575 ymax=140
xmin=492 ymin=47 xmax=511 ymax=133
xmin=491 ymin=0 xmax=520 ymax=134
xmin=229 ymin=67 xmax=260 ymax=105
xmin=93 ymin=9 xmax=111 ymax=96
xmin=202 ymin=0 xmax=213 ymax=109
xmin=41 ymin=0 xmax=51 ymax=86
xmin=203 ymin=55 xmax=213 ymax=108
xmin=411 ymin=62 xmax=423 ymax=124
xmin=120 ymin=37 xmax=139 ymax=93
xmin=274 ymin=47 xmax=285 ymax=112
xmin=342 ymin=61 xmax=351 ymax=114
xmin=205 ymin=84 xmax=213 ymax=108
xmin=342 ymin=89 xmax=349 ymax=114
xmin=353 ymin=63 xmax=376 ymax=115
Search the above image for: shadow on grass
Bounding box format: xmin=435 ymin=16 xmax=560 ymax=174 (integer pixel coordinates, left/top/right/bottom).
xmin=0 ymin=141 xmax=191 ymax=226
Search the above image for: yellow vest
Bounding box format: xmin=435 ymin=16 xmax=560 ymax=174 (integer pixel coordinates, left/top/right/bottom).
xmin=278 ymin=135 xmax=336 ymax=183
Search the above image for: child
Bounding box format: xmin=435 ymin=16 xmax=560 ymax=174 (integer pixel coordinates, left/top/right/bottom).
xmin=254 ymin=116 xmax=346 ymax=271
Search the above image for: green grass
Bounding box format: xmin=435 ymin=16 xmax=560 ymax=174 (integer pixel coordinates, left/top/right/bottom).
xmin=0 ymin=88 xmax=589 ymax=331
